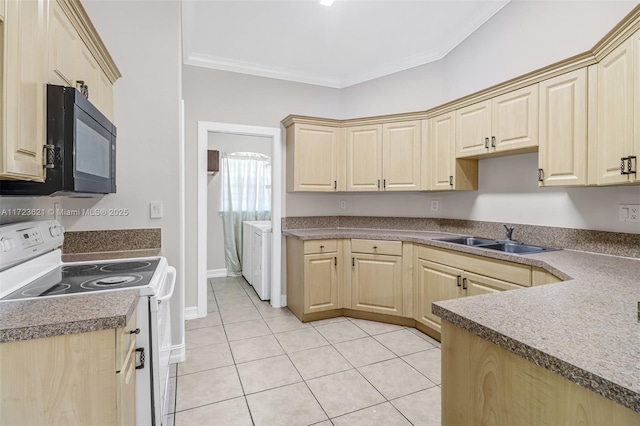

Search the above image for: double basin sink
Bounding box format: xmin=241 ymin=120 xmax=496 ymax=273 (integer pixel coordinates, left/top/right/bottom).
xmin=435 ymin=237 xmax=560 ymax=255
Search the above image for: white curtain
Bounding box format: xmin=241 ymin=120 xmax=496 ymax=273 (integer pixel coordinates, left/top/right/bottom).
xmin=221 ymin=152 xmax=271 ymax=275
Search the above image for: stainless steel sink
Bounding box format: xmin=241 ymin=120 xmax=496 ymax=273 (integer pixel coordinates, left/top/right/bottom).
xmin=479 ymin=242 xmax=559 ymax=254
xmin=435 ymin=236 xmax=560 ymax=255
xmin=435 ymin=237 xmax=497 ymax=246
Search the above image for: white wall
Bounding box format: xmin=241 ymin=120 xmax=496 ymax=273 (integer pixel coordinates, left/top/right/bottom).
xmin=183 ymin=65 xmax=341 ymax=307
xmin=207 ymin=133 xmax=271 ymax=271
xmin=1 ymin=1 xmax=183 ymax=270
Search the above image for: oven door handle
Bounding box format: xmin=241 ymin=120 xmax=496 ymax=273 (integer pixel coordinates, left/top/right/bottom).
xmin=157 ymin=266 xmax=176 ymax=304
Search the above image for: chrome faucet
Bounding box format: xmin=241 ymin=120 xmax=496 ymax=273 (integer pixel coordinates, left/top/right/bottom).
xmin=503 ymin=224 xmax=515 ymax=241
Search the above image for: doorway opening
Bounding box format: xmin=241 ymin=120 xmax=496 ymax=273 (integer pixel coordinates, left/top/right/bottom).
xmin=196 ymin=121 xmax=282 ymax=318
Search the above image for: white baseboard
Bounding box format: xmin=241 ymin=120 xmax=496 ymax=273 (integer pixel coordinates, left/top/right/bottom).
xmin=207 ymin=268 xmax=227 ymax=278
xmin=184 ymin=306 xmax=199 ymax=320
xmin=170 ymin=344 xmax=186 ymax=364
xmin=280 ymin=295 xmax=287 ymax=307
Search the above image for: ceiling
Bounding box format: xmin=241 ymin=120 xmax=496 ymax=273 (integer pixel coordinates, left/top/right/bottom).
xmin=182 ymin=0 xmax=511 ymax=89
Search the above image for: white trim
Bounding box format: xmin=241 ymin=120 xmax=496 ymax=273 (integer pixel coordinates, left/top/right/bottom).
xmin=207 ymin=269 xmax=227 ymax=278
xmin=196 ymin=121 xmax=284 ymax=314
xmin=184 ymin=306 xmax=199 ymax=321
xmin=170 ymin=343 xmax=185 ymax=364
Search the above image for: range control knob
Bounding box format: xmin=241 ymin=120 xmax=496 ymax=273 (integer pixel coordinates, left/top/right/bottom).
xmin=49 ymin=225 xmax=64 ymax=237
xmin=0 ymin=238 xmax=15 ymax=252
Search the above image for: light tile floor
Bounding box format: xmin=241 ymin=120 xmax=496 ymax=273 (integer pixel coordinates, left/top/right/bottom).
xmin=166 ymin=276 xmax=442 ymax=426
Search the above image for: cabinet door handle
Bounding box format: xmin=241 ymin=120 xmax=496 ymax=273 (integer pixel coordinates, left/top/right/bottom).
xmin=377 ymin=179 xmax=380 ymax=188
xmin=320 ymin=245 xmax=324 ymax=249
xmin=130 ymin=328 xmax=140 ymax=335
xmin=372 ymin=246 xmax=378 ymax=250
xmin=44 ymin=145 xmax=57 ymax=169
xmin=334 ymin=180 xmax=337 ymax=189
xmin=383 ymin=179 xmax=386 ymax=188
xmin=135 ymin=347 xmax=145 ymax=370
xmin=621 ymin=156 xmax=637 ymax=175
xmin=538 ymin=168 xmax=543 ymax=182
xmin=462 ymin=277 xmax=468 ymax=290
xmin=76 ymin=80 xmax=89 ymax=98
xmin=491 ymin=136 xmax=496 ymax=148
xmin=352 ymin=257 xmax=355 ymax=267
xmin=456 ymin=275 xmax=462 ymax=287
xmin=334 ymin=257 xmax=337 ymax=266
xmin=484 ymin=137 xmax=489 ymax=149
xmin=449 ymin=176 xmax=453 ymax=186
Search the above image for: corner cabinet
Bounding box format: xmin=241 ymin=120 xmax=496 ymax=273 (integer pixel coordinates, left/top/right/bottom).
xmin=286 ymin=122 xmax=345 ymax=192
xmin=595 ymin=29 xmax=639 ymax=185
xmin=426 ymin=112 xmax=478 ymax=191
xmin=0 ymin=312 xmax=137 ymax=425
xmin=1 ymin=0 xmax=120 ymax=182
xmin=538 ymin=68 xmax=588 ymax=186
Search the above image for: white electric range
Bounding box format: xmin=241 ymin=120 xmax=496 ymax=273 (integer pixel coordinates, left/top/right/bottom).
xmin=0 ymin=220 xmax=184 ymax=426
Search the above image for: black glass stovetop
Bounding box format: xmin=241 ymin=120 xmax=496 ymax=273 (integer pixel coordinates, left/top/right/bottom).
xmin=3 ymin=259 xmax=161 ymax=300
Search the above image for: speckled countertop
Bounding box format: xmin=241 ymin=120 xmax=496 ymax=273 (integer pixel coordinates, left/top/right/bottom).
xmin=284 ymin=228 xmax=640 ymax=413
xmin=0 ymin=290 xmax=138 ymax=343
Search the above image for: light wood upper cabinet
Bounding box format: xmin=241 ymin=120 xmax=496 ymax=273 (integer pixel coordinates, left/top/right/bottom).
xmin=383 ymin=121 xmax=421 ymax=191
xmin=595 ymin=29 xmax=639 ymax=185
xmin=346 ymin=124 xmax=382 ymax=191
xmin=1 ymin=0 xmax=47 ymax=182
xmin=286 ymin=123 xmax=344 ymax=192
xmin=345 ymin=120 xmax=421 ymax=192
xmin=0 ymin=0 xmax=6 ymax=21
xmin=48 ymin=0 xmax=77 ymax=87
xmin=538 ymin=68 xmax=588 ymax=186
xmin=427 ymin=113 xmax=478 ymax=191
xmin=456 ymin=100 xmax=491 ymax=158
xmin=351 ymin=246 xmax=403 ymax=316
xmin=456 ymin=85 xmax=539 ymax=158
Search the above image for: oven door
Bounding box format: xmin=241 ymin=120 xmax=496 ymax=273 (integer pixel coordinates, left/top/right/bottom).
xmin=149 ymin=266 xmax=176 ymax=425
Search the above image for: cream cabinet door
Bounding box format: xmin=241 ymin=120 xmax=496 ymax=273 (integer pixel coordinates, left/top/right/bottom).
xmin=76 ymin=42 xmax=101 ymax=104
xmin=48 ymin=0 xmax=78 ymax=86
xmin=346 ymin=124 xmax=382 ymax=191
xmin=289 ymin=124 xmax=341 ymax=192
xmin=304 ymin=253 xmax=339 ymax=313
xmin=596 ymin=34 xmax=636 ymax=185
xmin=415 ymin=259 xmax=462 ymax=332
xmin=0 ymin=0 xmax=5 ymax=21
xmin=456 ymin=100 xmax=491 ymax=158
xmin=1 ymin=0 xmax=47 ymax=182
xmin=429 ymin=113 xmax=455 ymax=191
xmin=538 ymin=68 xmax=588 ymax=186
xmin=491 ymin=84 xmax=539 ymax=153
xmin=382 ymin=120 xmax=421 ymax=191
xmin=352 ymin=253 xmax=402 ymax=316
xmin=464 ymin=272 xmax=524 ymax=296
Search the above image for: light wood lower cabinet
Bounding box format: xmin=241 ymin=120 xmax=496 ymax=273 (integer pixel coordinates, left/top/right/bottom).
xmin=414 ymin=246 xmax=534 ymax=334
xmin=287 ymin=238 xmax=342 ymax=319
xmin=441 ymin=320 xmax=640 ymax=425
xmin=351 ymin=253 xmax=403 ymax=316
xmin=0 ymin=312 xmax=137 ymax=425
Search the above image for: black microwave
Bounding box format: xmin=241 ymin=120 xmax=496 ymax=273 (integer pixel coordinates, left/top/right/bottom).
xmin=0 ymin=85 xmax=116 ymax=196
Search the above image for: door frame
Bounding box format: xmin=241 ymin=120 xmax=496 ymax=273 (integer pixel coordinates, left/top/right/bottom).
xmin=196 ymin=121 xmax=283 ymax=317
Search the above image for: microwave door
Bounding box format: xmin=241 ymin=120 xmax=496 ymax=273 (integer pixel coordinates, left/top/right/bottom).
xmin=71 ymin=105 xmax=115 ymax=194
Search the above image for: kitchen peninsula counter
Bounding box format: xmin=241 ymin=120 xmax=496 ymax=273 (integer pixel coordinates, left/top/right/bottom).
xmin=283 ymin=227 xmax=640 ymax=413
xmin=0 ymin=290 xmax=138 ymax=343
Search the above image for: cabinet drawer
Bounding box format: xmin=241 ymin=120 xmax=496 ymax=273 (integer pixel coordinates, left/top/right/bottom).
xmin=115 ymin=312 xmax=137 ymax=372
xmin=351 ymin=239 xmax=402 ymax=256
xmin=418 ymin=245 xmax=531 ymax=286
xmin=304 ymin=239 xmax=338 ymax=254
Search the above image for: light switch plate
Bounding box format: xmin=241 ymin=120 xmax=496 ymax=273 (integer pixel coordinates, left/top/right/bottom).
xmin=150 ymin=201 xmax=163 ymax=219
xmin=431 ymin=199 xmax=440 ymax=212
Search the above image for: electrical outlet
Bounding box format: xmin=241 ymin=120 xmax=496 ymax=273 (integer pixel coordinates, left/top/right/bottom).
xmin=619 ymin=204 xmax=640 ymax=223
xmin=340 ymin=200 xmax=347 ymax=210
xmin=431 ymin=199 xmax=440 ymax=212
xmin=150 ymin=201 xmax=163 ymax=219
